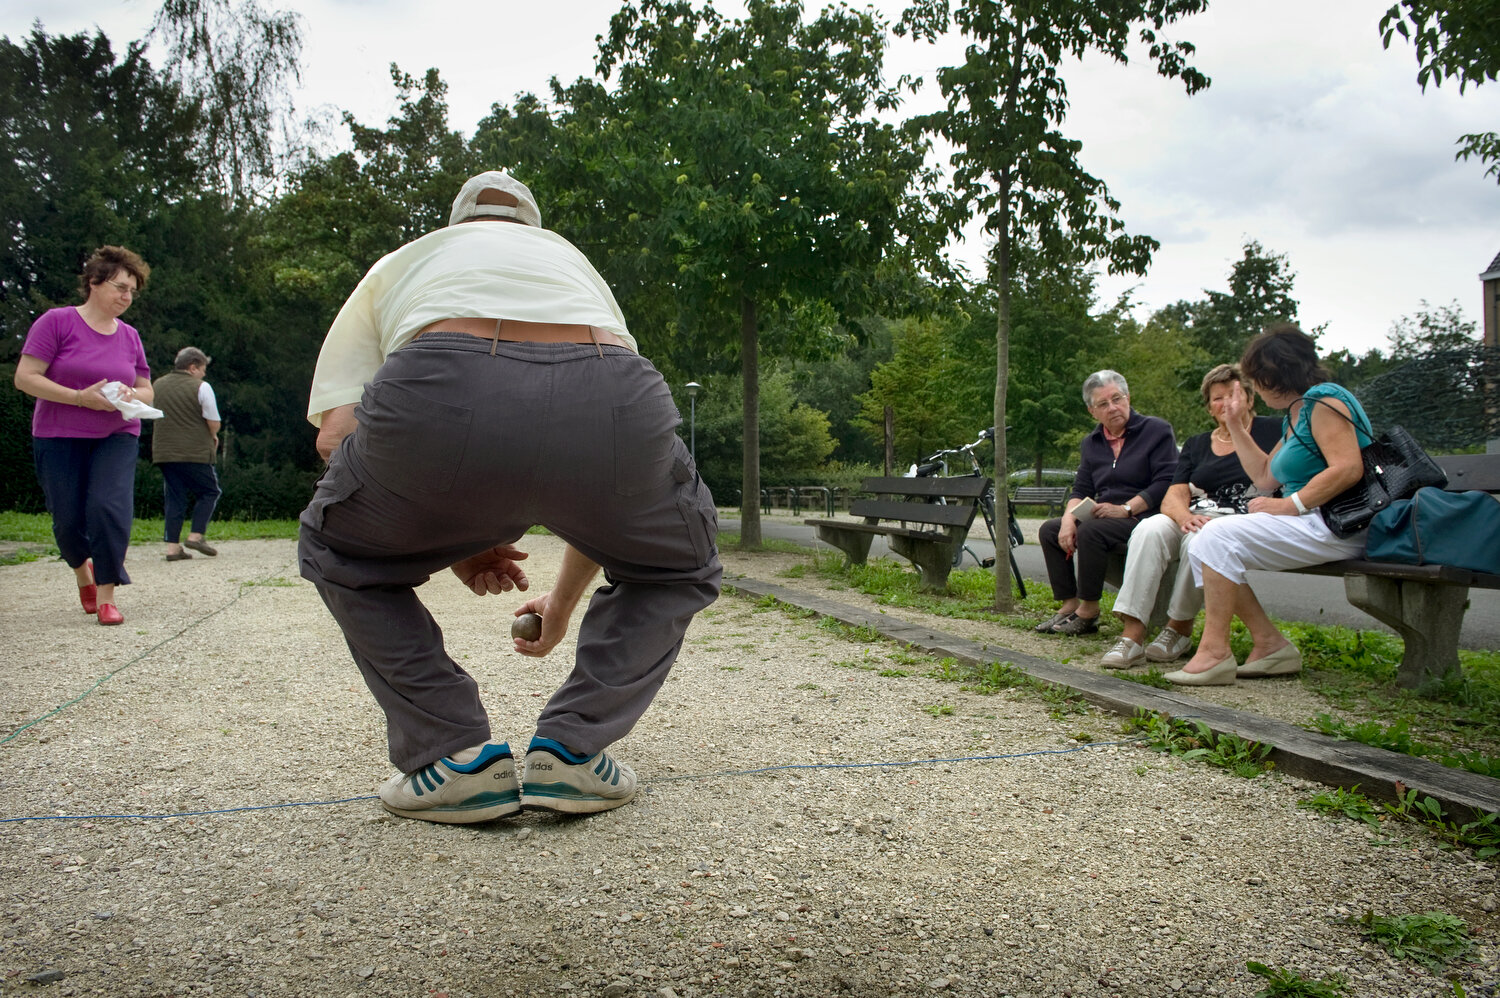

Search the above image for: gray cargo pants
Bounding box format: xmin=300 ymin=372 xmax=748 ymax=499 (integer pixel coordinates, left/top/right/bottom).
xmin=298 ymin=335 xmax=722 ymax=773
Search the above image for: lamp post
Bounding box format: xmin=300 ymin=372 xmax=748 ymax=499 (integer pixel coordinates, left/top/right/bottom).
xmin=685 ymin=381 xmax=702 ymax=463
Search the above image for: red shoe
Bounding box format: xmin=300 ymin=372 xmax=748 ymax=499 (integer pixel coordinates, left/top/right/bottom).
xmin=79 ymin=584 xmax=98 ymax=615
xmin=97 ymin=603 xmax=124 ymax=625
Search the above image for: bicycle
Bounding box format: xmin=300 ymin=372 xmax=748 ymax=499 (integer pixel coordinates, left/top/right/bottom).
xmin=907 ymin=427 xmax=1027 ymax=598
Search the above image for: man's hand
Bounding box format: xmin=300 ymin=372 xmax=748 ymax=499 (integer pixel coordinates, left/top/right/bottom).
xmin=510 ymin=593 xmax=573 ymax=657
xmin=450 ymin=545 xmax=530 ymax=595
xmin=315 ymin=403 xmax=359 ymax=461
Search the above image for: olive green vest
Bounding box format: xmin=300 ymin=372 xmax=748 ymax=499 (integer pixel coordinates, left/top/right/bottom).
xmin=151 ymin=371 xmax=214 ymax=464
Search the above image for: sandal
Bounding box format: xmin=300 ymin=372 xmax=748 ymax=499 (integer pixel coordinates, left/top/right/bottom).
xmin=1051 ymin=613 xmax=1100 ymax=636
xmin=1034 ymin=611 xmax=1072 ymax=633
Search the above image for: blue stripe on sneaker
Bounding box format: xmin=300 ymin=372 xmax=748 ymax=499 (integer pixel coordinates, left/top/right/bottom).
xmin=446 ymin=742 xmax=512 ymax=774
xmin=528 ymin=736 xmax=591 ymax=765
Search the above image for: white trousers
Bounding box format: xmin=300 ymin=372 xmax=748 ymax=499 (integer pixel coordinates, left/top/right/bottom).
xmin=1188 ymin=511 xmax=1365 ymax=587
xmin=1113 ymin=513 xmax=1203 ymax=625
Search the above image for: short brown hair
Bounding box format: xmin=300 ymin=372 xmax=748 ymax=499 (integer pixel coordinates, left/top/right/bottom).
xmin=1239 ymin=323 xmax=1329 ymax=396
xmin=174 ymin=347 xmax=211 ymax=371
xmin=1199 ymin=363 xmax=1253 ymax=405
xmin=78 ymin=245 xmax=150 ymax=300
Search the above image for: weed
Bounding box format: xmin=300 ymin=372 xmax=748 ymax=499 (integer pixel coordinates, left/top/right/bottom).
xmin=966 ymin=660 xmax=1030 ymax=694
xmin=923 ymin=704 xmax=954 ymax=717
xmin=720 ymin=666 xmax=743 ymax=672
xmin=927 ymin=658 xmax=963 ymax=683
xmin=779 ymin=563 xmax=808 ymax=578
xmin=1308 ymin=713 xmax=1429 ymax=755
xmin=816 ymin=617 xmax=881 ymax=642
xmin=795 ymin=683 xmax=820 ymax=691
xmin=1296 ymin=786 xmax=1381 ymax=827
xmin=0 ymin=548 xmax=45 ymax=566
xmin=1126 ymin=710 xmax=1273 ymax=778
xmin=1354 ymin=911 xmax=1471 ymax=969
xmin=1117 ymin=667 xmax=1174 ymax=690
xmin=1070 ymin=731 xmax=1095 ymax=743
xmin=878 ymin=669 xmax=910 ymax=678
xmin=1244 ymin=962 xmax=1349 ymax=998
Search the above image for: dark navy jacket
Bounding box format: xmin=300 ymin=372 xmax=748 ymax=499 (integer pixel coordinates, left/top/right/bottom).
xmin=1069 ymin=411 xmax=1178 ymax=512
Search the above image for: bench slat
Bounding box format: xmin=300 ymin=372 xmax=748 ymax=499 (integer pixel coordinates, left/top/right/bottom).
xmin=860 ymin=476 xmax=991 ymax=500
xmin=849 ymin=498 xmax=976 ymax=529
xmin=804 ymin=518 xmax=950 ymax=541
xmin=1291 ymin=559 xmax=1500 ymax=589
xmin=1436 ymin=454 xmax=1500 ymax=494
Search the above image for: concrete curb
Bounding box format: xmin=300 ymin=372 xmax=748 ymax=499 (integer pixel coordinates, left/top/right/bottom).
xmin=725 ymin=575 xmax=1500 ymax=825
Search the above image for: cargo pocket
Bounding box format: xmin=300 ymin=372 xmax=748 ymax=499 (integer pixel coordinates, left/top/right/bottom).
xmin=357 ymin=380 xmax=473 ymax=499
xmin=302 ymin=458 xmax=364 ymax=533
xmin=613 ymin=394 xmax=680 ymax=497
xmin=673 ymin=456 xmax=719 ymax=566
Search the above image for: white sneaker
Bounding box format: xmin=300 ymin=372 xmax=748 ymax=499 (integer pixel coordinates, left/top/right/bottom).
xmin=521 ymin=737 xmax=637 ymax=814
xmin=379 ymin=740 xmax=521 ymax=824
xmin=1144 ymin=627 xmax=1193 ymax=662
xmin=1100 ymin=637 xmax=1145 ymax=669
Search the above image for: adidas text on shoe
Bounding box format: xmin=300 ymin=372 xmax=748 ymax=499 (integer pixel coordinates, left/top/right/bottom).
xmin=521 ymin=737 xmax=636 ymax=815
xmin=379 ymin=741 xmax=520 ymax=824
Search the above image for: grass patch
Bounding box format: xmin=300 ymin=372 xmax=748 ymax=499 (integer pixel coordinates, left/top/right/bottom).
xmin=1125 ymin=710 xmax=1274 ymax=779
xmin=1245 ymin=962 xmax=1349 ymax=998
xmin=1 ymin=511 xmax=303 ymax=551
xmin=1354 ymin=911 xmax=1471 ymax=970
xmin=1117 ymin=666 xmax=1174 ymax=689
xmin=1296 ymin=786 xmax=1381 ymax=827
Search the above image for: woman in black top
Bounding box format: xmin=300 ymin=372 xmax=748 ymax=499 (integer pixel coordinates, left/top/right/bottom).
xmin=1035 ymin=370 xmax=1178 ymax=635
xmin=1098 ymin=364 xmax=1282 ymax=668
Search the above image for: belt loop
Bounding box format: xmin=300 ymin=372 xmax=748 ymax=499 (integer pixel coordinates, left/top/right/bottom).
xmin=491 ymin=317 xmax=501 ymax=356
xmin=589 ymin=325 xmax=603 ymax=358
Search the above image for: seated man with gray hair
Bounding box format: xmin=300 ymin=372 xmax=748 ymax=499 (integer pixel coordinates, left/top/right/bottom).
xmin=300 ymin=170 xmax=722 ymax=824
xmin=1033 ymin=369 xmax=1178 ymax=635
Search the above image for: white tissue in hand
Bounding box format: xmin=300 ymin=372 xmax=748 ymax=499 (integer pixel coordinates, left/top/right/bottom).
xmin=101 ymin=381 xmax=163 ymax=420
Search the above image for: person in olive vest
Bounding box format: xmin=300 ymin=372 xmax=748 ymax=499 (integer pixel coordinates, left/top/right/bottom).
xmin=151 ymin=347 xmax=222 ymax=559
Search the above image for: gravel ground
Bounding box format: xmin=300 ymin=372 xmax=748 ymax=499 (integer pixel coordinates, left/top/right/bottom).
xmin=1 ymin=536 xmax=1495 ymax=997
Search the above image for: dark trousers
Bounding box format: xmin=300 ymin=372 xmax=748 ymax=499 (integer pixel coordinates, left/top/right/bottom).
xmin=298 ymin=336 xmax=723 ymax=774
xmin=33 ymin=434 xmax=138 ymax=587
xmin=1038 ymin=514 xmax=1142 ymax=603
xmin=159 ymin=462 xmax=221 ymax=541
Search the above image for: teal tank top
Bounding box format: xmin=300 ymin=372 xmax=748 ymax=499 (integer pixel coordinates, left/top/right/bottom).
xmin=1268 ymin=383 xmax=1373 ymax=493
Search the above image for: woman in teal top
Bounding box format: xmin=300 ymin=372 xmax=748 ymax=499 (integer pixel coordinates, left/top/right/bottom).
xmin=1164 ymin=325 xmax=1370 ymax=686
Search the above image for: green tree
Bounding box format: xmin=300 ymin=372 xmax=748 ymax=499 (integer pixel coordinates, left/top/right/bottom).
xmin=1381 ymin=0 xmax=1500 ymax=181
xmin=1173 ymin=239 xmax=1305 ymax=361
xmin=854 ymin=317 xmax=975 ymax=462
xmin=900 ymin=0 xmax=1210 ymax=609
xmin=507 ymin=0 xmax=938 ymax=548
xmin=151 ymin=0 xmax=304 ymax=206
xmin=687 ymin=368 xmax=836 ymax=501
xmin=0 ymin=28 xmax=203 ymax=357
xmin=1387 ymin=298 xmax=1479 ymax=358
xmin=1106 ymin=309 xmax=1212 ymax=442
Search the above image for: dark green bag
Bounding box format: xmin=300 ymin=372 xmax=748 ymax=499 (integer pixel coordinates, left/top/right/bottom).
xmin=1365 ymin=487 xmax=1500 ymax=575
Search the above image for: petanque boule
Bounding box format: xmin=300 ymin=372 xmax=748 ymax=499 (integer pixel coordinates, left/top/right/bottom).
xmin=511 ymin=612 xmax=543 ymax=642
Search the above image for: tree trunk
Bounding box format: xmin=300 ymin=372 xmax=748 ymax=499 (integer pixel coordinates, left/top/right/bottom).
xmin=739 ymin=295 xmax=762 ymax=548
xmin=992 ymin=169 xmax=1015 ymax=613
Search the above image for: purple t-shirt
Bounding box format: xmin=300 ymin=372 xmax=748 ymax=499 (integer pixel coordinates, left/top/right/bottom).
xmin=22 ymin=307 xmax=151 ymax=438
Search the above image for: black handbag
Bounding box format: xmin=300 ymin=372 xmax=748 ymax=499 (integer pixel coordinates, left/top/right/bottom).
xmin=1290 ymin=396 xmax=1448 ymax=539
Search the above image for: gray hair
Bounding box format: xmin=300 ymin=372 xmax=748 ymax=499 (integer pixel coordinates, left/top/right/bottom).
xmin=174 ymin=346 xmax=211 ymax=371
xmin=1082 ymin=370 xmax=1128 ymax=406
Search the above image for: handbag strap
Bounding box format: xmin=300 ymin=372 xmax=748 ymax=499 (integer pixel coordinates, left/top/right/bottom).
xmin=1286 ymin=391 xmax=1373 ymax=462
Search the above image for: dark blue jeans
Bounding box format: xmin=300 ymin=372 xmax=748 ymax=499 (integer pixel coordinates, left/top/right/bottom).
xmin=159 ymin=462 xmax=221 ymax=541
xmin=33 ymin=433 xmax=138 ymax=586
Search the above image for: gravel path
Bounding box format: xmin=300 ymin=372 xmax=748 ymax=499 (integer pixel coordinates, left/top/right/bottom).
xmin=1 ymin=537 xmax=1495 ymax=997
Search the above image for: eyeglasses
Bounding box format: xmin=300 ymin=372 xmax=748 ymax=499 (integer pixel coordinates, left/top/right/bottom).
xmin=1089 ymin=393 xmax=1128 ymax=411
xmin=104 ymin=280 xmax=137 ymax=297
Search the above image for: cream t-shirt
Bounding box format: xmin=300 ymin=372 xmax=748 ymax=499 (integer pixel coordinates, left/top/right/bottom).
xmin=306 ymin=222 xmax=637 ymax=425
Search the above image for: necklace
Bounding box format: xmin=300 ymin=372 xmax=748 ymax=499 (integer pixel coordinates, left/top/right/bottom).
xmin=1211 ymin=427 xmax=1232 ymax=443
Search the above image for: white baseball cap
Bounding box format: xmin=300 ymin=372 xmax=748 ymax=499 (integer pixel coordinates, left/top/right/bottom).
xmin=449 ymin=170 xmax=543 ymax=228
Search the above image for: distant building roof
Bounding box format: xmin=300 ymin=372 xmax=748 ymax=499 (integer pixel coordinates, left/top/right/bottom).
xmin=1485 ymin=249 xmax=1500 ymax=280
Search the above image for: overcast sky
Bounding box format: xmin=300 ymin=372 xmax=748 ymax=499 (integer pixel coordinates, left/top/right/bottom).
xmin=4 ymin=0 xmax=1497 ymax=355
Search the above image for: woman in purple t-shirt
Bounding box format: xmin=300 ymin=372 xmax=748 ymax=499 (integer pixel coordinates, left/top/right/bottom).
xmin=13 ymin=246 xmax=154 ymax=625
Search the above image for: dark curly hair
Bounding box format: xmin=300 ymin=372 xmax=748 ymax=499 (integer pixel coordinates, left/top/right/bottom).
xmin=1239 ymin=323 xmax=1330 ymax=396
xmin=78 ymin=245 xmax=150 ymax=300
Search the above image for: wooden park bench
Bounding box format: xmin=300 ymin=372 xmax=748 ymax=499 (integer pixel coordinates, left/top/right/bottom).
xmin=804 ymin=476 xmax=991 ymax=592
xmin=1283 ymin=453 xmax=1500 ymax=688
xmin=1010 ymin=485 xmax=1069 ymax=518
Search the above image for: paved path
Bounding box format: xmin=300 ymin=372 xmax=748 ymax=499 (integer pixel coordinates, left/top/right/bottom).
xmin=723 ymin=514 xmax=1500 ymax=651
